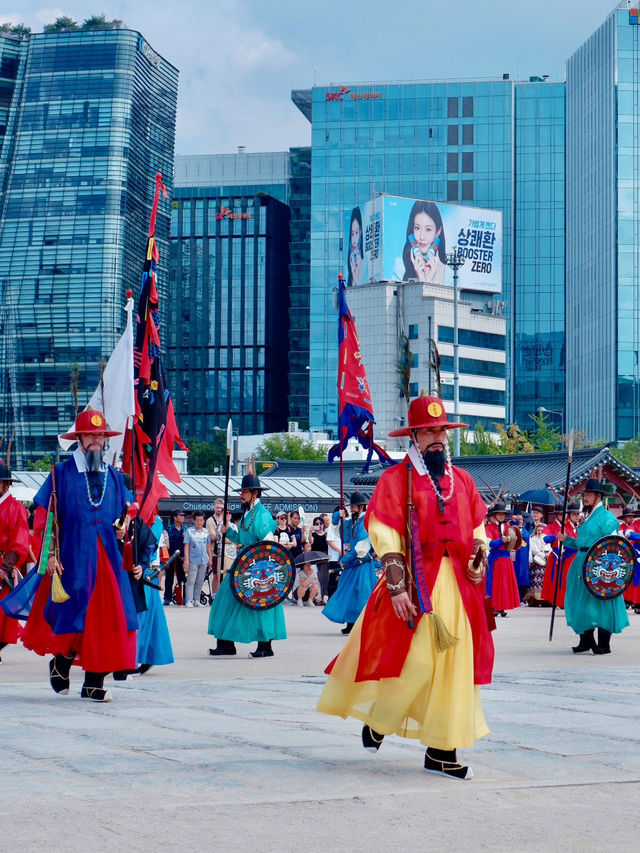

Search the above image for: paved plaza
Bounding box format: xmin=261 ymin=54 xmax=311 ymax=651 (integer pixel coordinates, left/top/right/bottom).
xmin=3 ymin=603 xmax=640 ymax=852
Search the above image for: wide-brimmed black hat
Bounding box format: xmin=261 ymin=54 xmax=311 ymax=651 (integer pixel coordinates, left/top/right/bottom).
xmin=567 ymin=502 xmax=581 ymax=512
xmin=621 ymin=504 xmax=636 ymax=517
xmin=582 ymin=478 xmax=607 ymax=494
xmin=0 ymin=460 xmax=13 ymax=483
xmin=349 ymin=491 xmax=367 ymax=506
xmin=294 ymin=550 xmax=330 ymax=565
xmin=235 ymin=474 xmax=269 ymax=492
xmin=488 ymin=503 xmax=507 ymax=514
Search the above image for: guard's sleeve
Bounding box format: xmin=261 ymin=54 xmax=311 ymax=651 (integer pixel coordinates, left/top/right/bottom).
xmin=4 ymin=500 xmax=30 ymax=563
xmin=368 ymin=513 xmax=404 ymax=556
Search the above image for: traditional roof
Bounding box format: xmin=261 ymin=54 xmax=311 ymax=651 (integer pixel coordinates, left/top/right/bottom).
xmin=261 ymin=448 xmax=640 ymax=504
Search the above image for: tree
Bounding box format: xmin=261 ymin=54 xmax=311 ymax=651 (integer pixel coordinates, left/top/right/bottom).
xmin=495 ymin=423 xmax=535 ymax=455
xmin=82 ymin=15 xmax=116 ymax=30
xmin=43 ymin=16 xmax=79 ymax=32
xmin=186 ymin=433 xmax=226 ymax=475
xmin=611 ymin=435 xmax=640 ymax=468
xmin=528 ymin=411 xmax=562 ymax=452
xmin=0 ymin=22 xmax=31 ymax=37
xmin=456 ymin=422 xmax=501 ymax=456
xmin=27 ymin=453 xmax=54 ymax=472
xmin=254 ymin=433 xmax=326 ymax=472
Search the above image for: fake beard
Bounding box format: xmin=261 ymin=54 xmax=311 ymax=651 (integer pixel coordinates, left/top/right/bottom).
xmin=423 ymin=448 xmax=446 ymax=478
xmin=85 ymin=448 xmax=104 ymax=473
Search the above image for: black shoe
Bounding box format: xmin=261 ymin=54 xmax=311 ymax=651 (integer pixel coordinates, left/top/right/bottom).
xmin=113 ymin=669 xmax=137 ymax=681
xmin=81 ymin=685 xmax=113 ymax=702
xmin=137 ymin=664 xmax=153 ymax=674
xmin=572 ymin=642 xmax=594 ymax=653
xmin=49 ymin=657 xmax=70 ymax=695
xmin=362 ymin=725 xmax=384 ymax=753
xmin=499 ymin=611 xmax=507 ymax=618
xmin=341 ymin=622 xmax=354 ymax=635
xmin=209 ymin=642 xmax=237 ymax=656
xmin=424 ymin=749 xmax=473 ymax=780
xmin=249 ymin=649 xmax=274 ymax=658
xmin=592 ymin=646 xmax=611 ymax=655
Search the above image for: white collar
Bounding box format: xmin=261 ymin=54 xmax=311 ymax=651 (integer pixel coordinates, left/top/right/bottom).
xmin=0 ymin=489 xmax=11 ymax=506
xmin=73 ymin=446 xmax=107 ymax=473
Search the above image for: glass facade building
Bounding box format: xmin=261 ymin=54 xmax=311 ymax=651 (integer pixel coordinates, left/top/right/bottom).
xmin=0 ymin=28 xmax=177 ymax=466
xmin=167 ymin=151 xmax=305 ymax=438
xmin=566 ymin=2 xmax=639 ymax=442
xmin=293 ymin=78 xmax=566 ymax=435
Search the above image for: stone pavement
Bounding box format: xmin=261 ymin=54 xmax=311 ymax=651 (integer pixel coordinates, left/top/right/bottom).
xmin=2 ymin=604 xmax=640 ymax=852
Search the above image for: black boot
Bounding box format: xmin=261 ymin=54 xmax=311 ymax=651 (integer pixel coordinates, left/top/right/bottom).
xmin=593 ymin=628 xmax=611 ymax=655
xmin=137 ymin=663 xmax=153 ymax=674
xmin=362 ymin=725 xmax=384 ymax=753
xmin=81 ymin=671 xmax=112 ymax=702
xmin=341 ymin=622 xmax=354 ymax=635
xmin=572 ymin=629 xmax=596 ymax=653
xmin=424 ymin=747 xmax=473 ymax=780
xmin=49 ymin=653 xmax=75 ymax=694
xmin=113 ymin=669 xmax=137 ymax=681
xmin=250 ymin=640 xmax=274 ymax=658
xmin=209 ymin=639 xmax=237 ymax=657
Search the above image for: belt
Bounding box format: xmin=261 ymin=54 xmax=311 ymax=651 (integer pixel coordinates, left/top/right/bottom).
xmin=578 ymin=547 xmax=590 ymax=552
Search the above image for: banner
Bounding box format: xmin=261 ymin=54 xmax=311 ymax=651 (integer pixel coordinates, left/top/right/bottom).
xmin=344 ymin=194 xmax=502 ymax=294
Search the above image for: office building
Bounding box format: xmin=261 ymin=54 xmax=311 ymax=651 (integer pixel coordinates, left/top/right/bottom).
xmin=293 ymin=76 xmax=565 ymax=436
xmin=167 ymin=149 xmax=311 ymax=440
xmin=0 ymin=26 xmax=178 ymax=465
xmin=566 ymin=1 xmax=640 ymax=441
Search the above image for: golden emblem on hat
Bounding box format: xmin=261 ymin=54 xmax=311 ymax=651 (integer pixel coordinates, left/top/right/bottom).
xmin=91 ymin=414 xmax=103 ymax=427
xmin=427 ymin=402 xmax=443 ymax=418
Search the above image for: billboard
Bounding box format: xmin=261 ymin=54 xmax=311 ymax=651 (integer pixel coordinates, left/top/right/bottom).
xmin=344 ymin=194 xmax=502 ymax=294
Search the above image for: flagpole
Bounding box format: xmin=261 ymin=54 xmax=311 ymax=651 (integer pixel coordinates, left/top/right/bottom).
xmin=549 ymin=429 xmax=574 ymax=642
xmin=337 ymin=274 xmax=345 ymax=548
xmin=219 ymin=419 xmax=233 ymax=577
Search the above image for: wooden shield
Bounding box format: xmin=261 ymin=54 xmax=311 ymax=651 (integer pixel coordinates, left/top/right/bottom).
xmin=583 ymin=535 xmax=636 ymax=600
xmin=230 ymin=541 xmax=295 ymax=610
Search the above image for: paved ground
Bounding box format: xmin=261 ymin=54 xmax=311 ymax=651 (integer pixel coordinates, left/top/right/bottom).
xmin=3 ymin=602 xmax=640 ymax=852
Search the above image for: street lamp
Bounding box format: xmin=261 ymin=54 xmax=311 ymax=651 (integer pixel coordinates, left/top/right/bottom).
xmin=445 ymin=247 xmax=466 ymax=457
xmin=536 ymin=406 xmax=564 ymax=435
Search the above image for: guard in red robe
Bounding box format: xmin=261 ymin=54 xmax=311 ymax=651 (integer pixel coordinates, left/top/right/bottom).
xmin=485 ymin=505 xmax=520 ymax=615
xmin=540 ymin=503 xmax=580 ymax=608
xmin=0 ymin=460 xmax=30 ymax=661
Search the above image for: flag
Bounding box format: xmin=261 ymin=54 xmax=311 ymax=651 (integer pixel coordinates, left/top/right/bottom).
xmin=328 ymin=275 xmax=393 ymax=471
xmin=59 ymin=294 xmax=135 ymax=464
xmin=123 ymin=172 xmax=187 ymax=524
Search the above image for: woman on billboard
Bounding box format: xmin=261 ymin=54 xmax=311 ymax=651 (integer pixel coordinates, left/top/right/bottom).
xmin=347 ymin=206 xmax=363 ymax=287
xmin=401 ymin=200 xmax=446 ymax=284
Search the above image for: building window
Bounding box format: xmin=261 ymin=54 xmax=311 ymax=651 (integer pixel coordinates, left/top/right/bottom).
xmin=447 ymin=180 xmax=458 ymax=201
xmin=462 ymin=96 xmax=474 ymax=117
xmin=440 ymin=355 xmax=505 ymax=378
xmin=441 ymin=385 xmax=504 ymax=405
xmin=447 ymin=152 xmax=458 ymax=173
xmin=462 ymin=180 xmax=474 ymax=200
xmin=438 ymin=326 xmax=506 ymax=350
xmin=447 ymin=97 xmax=458 ymax=118
xmin=447 ymin=125 xmax=458 ymax=145
xmin=462 ymin=124 xmax=474 ymax=145
xmin=409 ymin=382 xmax=419 ymax=397
xmin=412 ymin=353 xmax=419 ymax=367
xmin=408 ymin=324 xmax=419 ymax=340
xmin=462 ymin=152 xmax=474 ymax=172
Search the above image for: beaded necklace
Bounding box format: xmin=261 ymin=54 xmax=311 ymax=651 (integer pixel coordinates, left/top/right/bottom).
xmin=408 ymin=441 xmax=455 ymax=514
xmin=84 ymin=468 xmax=108 ymax=507
xmin=239 ymin=501 xmax=257 ymax=532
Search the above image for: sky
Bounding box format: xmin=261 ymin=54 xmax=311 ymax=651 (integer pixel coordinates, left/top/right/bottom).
xmin=5 ymin=1 xmax=624 ymax=156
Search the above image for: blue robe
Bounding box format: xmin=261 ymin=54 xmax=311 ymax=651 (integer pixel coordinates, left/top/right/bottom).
xmin=135 ymin=516 xmax=174 ymax=666
xmin=323 ymin=516 xmax=377 ymax=625
xmin=513 ymin=527 xmax=530 ymax=587
xmin=208 ymin=500 xmax=285 ymax=643
xmin=564 ymin=503 xmax=629 ymax=635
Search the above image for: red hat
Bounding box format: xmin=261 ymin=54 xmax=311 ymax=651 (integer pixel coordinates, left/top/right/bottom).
xmin=388 ymin=394 xmax=468 ymax=437
xmin=59 ymin=409 xmax=121 ymax=441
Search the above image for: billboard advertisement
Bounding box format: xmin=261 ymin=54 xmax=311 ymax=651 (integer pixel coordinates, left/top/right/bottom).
xmin=344 ymin=194 xmax=502 ymax=294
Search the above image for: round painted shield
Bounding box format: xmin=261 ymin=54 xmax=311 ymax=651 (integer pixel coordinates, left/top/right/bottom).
xmin=230 ymin=541 xmax=295 ymax=610
xmin=583 ymin=535 xmax=636 ymax=600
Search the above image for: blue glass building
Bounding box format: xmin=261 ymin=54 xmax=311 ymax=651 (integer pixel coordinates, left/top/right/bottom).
xmin=566 ymin=1 xmax=640 ymax=442
xmin=293 ymin=78 xmax=566 ymax=435
xmin=0 ymin=27 xmax=177 ymax=465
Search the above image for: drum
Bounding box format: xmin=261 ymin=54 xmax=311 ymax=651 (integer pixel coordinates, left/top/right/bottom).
xmin=582 ymin=535 xmax=636 ymax=600
xmin=229 ymin=540 xmax=295 ymax=610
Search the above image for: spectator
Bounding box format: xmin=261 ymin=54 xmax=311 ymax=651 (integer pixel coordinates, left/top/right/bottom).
xmin=325 ymin=506 xmax=345 ymax=602
xmin=164 ymin=509 xmax=186 ymax=606
xmin=205 ymin=498 xmax=225 ymax=595
xmin=310 ymin=516 xmax=329 ymax=603
xmin=293 ymin=550 xmax=324 ymax=607
xmin=287 ymin=510 xmax=305 ymax=558
xmin=273 ymin=511 xmax=292 ymax=548
xmin=183 ymin=510 xmax=212 ymax=608
xmin=527 ymin=522 xmax=551 ymax=605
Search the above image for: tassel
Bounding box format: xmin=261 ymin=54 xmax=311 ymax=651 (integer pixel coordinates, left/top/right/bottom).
xmin=429 ymin=612 xmax=459 ymax=652
xmin=51 ymin=573 xmax=70 ymax=603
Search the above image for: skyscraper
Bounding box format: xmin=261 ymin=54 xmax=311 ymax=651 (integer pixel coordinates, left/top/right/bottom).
xmin=0 ymin=26 xmax=177 ymax=466
xmin=566 ymin=1 xmax=639 ymax=442
xmin=293 ymin=78 xmax=565 ymax=436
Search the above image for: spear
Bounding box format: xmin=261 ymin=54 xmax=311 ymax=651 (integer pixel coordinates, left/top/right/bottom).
xmin=219 ymin=419 xmax=233 ymax=576
xmin=549 ymin=429 xmax=574 ymax=641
